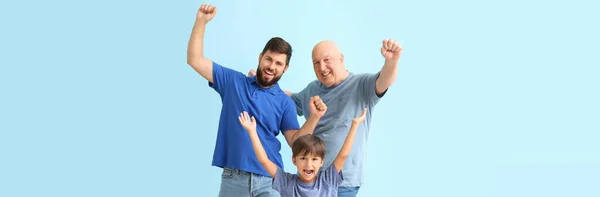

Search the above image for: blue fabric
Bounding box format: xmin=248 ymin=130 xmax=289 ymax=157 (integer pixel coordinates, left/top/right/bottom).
xmin=291 ymin=72 xmax=385 ymax=187
xmin=337 ymin=186 xmax=360 ymax=197
xmin=272 ymin=164 xmax=343 ymax=197
xmin=218 ymin=168 xmax=281 ymax=197
xmin=208 ymin=61 xmax=300 ymax=177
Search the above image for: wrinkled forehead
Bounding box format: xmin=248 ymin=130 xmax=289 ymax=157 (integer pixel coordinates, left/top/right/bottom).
xmin=312 ymin=44 xmax=340 ymax=61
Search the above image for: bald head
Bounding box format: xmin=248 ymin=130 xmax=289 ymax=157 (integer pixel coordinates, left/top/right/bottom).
xmin=312 ymin=40 xmax=341 ymax=58
xmin=311 ymin=40 xmax=348 ymax=88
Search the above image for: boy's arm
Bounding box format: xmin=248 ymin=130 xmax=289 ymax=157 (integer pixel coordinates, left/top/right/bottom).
xmin=239 ymin=111 xmax=278 ymax=178
xmin=333 ymin=109 xmax=367 ymax=173
xmin=247 ymin=128 xmax=278 ymax=178
xmin=187 ymin=4 xmax=217 ymax=83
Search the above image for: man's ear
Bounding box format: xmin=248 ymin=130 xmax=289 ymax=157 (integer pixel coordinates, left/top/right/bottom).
xmin=258 ymin=53 xmax=263 ymax=62
xmin=340 ymin=53 xmax=344 ymax=63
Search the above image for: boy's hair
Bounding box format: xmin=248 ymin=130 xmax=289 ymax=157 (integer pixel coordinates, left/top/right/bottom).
xmin=292 ymin=134 xmax=326 ymax=159
xmin=261 ymin=37 xmax=293 ymax=66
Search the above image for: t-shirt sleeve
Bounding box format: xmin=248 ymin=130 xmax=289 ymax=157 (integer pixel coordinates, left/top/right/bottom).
xmin=272 ymin=167 xmax=295 ymax=192
xmin=359 ymin=72 xmax=386 ymax=107
xmin=321 ymin=164 xmax=343 ymax=188
xmin=290 ymin=88 xmax=306 ymax=116
xmin=208 ymin=61 xmax=241 ymax=95
xmin=280 ymin=98 xmax=301 ymax=133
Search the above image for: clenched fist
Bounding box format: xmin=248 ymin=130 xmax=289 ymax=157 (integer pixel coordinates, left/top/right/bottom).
xmin=197 ymin=4 xmax=217 ymax=24
xmin=380 ymin=39 xmax=402 ymax=61
xmin=308 ymin=96 xmax=327 ymax=118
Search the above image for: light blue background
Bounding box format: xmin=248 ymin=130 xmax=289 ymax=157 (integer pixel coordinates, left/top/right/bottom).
xmin=1 ymin=0 xmax=598 ymax=196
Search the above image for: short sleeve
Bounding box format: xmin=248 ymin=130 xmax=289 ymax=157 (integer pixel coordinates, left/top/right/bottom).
xmin=321 ymin=164 xmax=343 ymax=188
xmin=280 ymin=98 xmax=301 ymax=132
xmin=208 ymin=61 xmax=240 ymax=95
xmin=291 ymin=88 xmax=306 ymax=116
xmin=272 ymin=167 xmax=295 ymax=192
xmin=359 ymin=72 xmax=386 ymax=107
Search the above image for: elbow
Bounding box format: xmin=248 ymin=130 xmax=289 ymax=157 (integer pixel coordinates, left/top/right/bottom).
xmin=187 ymin=58 xmax=198 ymax=67
xmin=186 ymin=52 xmax=205 ymax=66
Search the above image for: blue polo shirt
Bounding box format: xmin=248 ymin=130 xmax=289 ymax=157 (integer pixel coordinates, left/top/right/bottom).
xmin=208 ymin=61 xmax=300 ymax=177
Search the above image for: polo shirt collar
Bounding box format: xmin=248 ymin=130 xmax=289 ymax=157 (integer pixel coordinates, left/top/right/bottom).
xmin=247 ymin=76 xmax=281 ymax=95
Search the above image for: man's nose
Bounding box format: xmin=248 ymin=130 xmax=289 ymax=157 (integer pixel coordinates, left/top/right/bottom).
xmin=267 ymin=62 xmax=276 ymax=70
xmin=318 ymin=62 xmax=327 ymax=71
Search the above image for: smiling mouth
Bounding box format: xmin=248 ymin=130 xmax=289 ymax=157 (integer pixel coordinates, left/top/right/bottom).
xmin=321 ymin=71 xmax=331 ymax=77
xmin=264 ymin=70 xmax=274 ymax=76
xmin=303 ymin=170 xmax=315 ymax=176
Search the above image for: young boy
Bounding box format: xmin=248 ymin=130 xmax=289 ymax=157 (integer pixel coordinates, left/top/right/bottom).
xmin=238 ymin=108 xmax=367 ymax=197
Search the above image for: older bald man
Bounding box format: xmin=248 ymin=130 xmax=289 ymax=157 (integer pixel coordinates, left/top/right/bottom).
xmin=249 ymin=39 xmax=402 ymax=197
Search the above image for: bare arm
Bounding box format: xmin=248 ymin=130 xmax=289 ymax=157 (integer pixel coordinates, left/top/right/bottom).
xmin=239 ymin=112 xmax=277 ymax=177
xmin=248 ymin=126 xmax=278 ymax=177
xmin=283 ymin=96 xmax=327 ymax=146
xmin=187 ymin=5 xmax=217 ymax=83
xmin=375 ymin=39 xmax=403 ymax=96
xmin=333 ymin=108 xmax=367 ymax=173
xmin=283 ymin=114 xmax=320 ymax=147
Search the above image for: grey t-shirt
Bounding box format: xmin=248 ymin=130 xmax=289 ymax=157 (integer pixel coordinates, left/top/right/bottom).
xmin=272 ymin=164 xmax=343 ymax=197
xmin=291 ymin=72 xmax=385 ymax=187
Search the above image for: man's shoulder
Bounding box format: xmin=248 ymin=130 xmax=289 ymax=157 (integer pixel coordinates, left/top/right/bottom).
xmin=298 ymin=79 xmax=322 ymax=91
xmin=348 ymin=72 xmax=378 ymax=82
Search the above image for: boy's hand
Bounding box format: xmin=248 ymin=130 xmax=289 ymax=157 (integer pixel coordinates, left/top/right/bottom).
xmin=352 ymin=108 xmax=367 ymax=125
xmin=308 ymin=96 xmax=327 ymax=118
xmin=238 ymin=111 xmax=257 ymax=132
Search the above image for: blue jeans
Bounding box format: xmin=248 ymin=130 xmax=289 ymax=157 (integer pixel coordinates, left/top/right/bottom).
xmin=218 ymin=167 xmax=280 ymax=197
xmin=338 ymin=186 xmax=360 ymax=197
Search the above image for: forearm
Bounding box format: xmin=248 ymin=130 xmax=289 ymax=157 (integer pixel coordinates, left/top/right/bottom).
xmin=338 ymin=124 xmax=359 ymax=159
xmin=376 ymin=59 xmax=399 ymax=93
xmin=334 ymin=123 xmax=359 ymax=171
xmin=187 ymin=21 xmax=206 ymax=65
xmin=248 ymin=130 xmax=278 ymax=177
xmin=248 ymin=131 xmax=271 ymax=164
xmin=186 ymin=20 xmax=214 ymax=82
xmin=293 ymin=115 xmax=320 ymax=141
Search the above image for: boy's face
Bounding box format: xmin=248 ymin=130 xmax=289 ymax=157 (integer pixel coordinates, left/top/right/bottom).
xmin=292 ymin=153 xmax=324 ymax=183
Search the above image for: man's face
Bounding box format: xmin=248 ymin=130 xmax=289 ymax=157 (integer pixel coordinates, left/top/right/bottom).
xmin=312 ymin=42 xmax=344 ymax=87
xmin=256 ymin=50 xmax=288 ymax=87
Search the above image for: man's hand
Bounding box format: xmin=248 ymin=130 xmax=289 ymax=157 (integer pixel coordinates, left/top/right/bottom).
xmin=352 ymin=108 xmax=367 ymax=125
xmin=248 ymin=69 xmax=257 ymax=77
xmin=197 ymin=4 xmax=217 ymax=24
xmin=380 ymin=39 xmax=402 ymax=61
xmin=308 ymin=96 xmax=327 ymax=118
xmin=238 ymin=111 xmax=257 ymax=133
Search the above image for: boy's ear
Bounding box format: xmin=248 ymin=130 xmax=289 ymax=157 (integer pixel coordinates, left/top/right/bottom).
xmin=292 ymin=156 xmax=297 ymax=165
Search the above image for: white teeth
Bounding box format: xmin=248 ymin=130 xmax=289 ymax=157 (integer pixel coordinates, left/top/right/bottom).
xmin=265 ymin=70 xmax=274 ymax=76
xmin=321 ymin=71 xmax=331 ymax=76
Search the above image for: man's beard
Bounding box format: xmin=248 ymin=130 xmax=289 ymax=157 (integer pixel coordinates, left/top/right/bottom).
xmin=256 ymin=66 xmax=282 ymax=87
